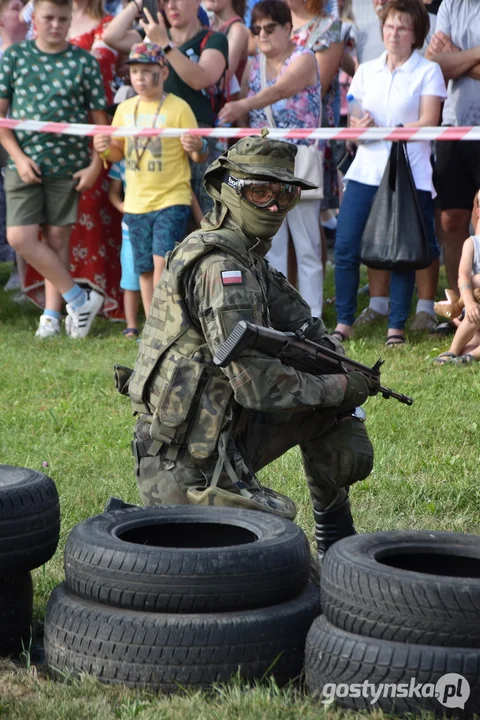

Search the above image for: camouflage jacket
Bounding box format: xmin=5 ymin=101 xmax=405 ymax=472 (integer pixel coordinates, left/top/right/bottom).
xmin=128 ymin=216 xmax=346 ymax=459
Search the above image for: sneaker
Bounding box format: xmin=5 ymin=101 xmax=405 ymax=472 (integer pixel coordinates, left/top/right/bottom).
xmin=410 ymin=311 xmax=437 ymax=332
xmin=4 ymin=271 xmax=20 ymax=292
xmin=353 ymin=306 xmax=388 ymax=329
xmin=65 ymin=289 xmax=103 ymax=339
xmin=35 ymin=315 xmax=60 ymax=339
xmin=103 ymin=496 xmax=139 ymax=513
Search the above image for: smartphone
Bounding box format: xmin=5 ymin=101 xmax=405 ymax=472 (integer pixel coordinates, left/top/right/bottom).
xmin=142 ymin=0 xmax=162 ymax=23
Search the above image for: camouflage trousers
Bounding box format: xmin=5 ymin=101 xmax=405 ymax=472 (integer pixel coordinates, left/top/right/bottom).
xmin=133 ymin=406 xmax=373 ymax=513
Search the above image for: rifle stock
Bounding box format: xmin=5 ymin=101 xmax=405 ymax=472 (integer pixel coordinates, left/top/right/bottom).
xmin=213 ymin=321 xmax=413 ymax=406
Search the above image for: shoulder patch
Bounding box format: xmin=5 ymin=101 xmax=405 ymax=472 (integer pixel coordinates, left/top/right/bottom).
xmin=221 ymin=270 xmax=243 ymax=285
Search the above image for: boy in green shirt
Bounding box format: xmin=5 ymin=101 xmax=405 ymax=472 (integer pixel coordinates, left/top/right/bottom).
xmin=0 ymin=0 xmax=109 ymax=338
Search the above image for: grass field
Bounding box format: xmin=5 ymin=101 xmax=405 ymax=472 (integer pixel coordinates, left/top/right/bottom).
xmin=0 ymin=260 xmax=479 ymax=720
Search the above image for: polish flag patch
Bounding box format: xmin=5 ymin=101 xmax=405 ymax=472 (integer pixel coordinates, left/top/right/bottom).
xmin=221 ymin=270 xmax=243 ymax=285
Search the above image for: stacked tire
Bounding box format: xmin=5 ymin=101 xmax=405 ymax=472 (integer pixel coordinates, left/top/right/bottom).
xmin=305 ymin=531 xmax=480 ymax=717
xmin=0 ymin=465 xmax=60 ymax=655
xmin=44 ymin=505 xmax=320 ymax=692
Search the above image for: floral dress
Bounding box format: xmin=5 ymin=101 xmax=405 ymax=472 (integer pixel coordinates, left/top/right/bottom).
xmin=23 ymin=17 xmax=124 ymax=319
xmin=291 ymin=15 xmax=342 ymax=210
xmin=248 ymin=47 xmax=321 ymax=147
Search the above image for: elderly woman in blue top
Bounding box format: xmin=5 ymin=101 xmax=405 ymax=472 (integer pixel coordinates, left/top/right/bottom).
xmin=332 ymin=0 xmax=447 ymax=348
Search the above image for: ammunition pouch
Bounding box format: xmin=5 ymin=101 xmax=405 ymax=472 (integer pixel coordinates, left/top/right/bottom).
xmin=146 ymin=350 xmax=233 ymax=461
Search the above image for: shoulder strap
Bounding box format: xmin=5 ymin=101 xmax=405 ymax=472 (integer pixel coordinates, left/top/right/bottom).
xmin=200 ymin=28 xmax=214 ymax=52
xmin=310 ymin=17 xmax=321 ymax=36
xmin=219 ymin=16 xmax=243 ymax=34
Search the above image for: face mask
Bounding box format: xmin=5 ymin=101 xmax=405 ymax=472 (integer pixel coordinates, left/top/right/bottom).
xmin=220 ymin=182 xmax=288 ymax=241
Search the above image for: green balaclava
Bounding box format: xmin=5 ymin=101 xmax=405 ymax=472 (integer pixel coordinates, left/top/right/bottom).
xmin=202 ymin=135 xmax=317 ymax=250
xmin=220 ymin=177 xmax=289 ymax=248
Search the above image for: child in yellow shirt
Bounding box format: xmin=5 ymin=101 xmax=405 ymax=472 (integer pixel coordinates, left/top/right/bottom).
xmin=94 ymin=42 xmax=207 ymax=316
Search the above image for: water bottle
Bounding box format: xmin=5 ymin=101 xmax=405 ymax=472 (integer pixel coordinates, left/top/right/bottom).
xmin=346 ymin=93 xmax=364 ymax=119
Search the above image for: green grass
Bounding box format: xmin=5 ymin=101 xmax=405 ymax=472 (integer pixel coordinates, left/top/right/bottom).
xmin=0 ymin=260 xmax=478 ymax=719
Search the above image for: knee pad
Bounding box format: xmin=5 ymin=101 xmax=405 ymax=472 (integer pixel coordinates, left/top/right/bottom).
xmin=318 ymin=418 xmax=374 ymax=490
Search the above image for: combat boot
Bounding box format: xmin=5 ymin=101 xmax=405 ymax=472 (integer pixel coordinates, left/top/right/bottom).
xmin=313 ymin=496 xmax=356 ymax=568
xmin=104 ymin=497 xmax=139 ymax=513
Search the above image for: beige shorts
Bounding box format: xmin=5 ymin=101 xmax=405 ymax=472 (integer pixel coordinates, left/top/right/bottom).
xmin=4 ymin=169 xmax=80 ymax=227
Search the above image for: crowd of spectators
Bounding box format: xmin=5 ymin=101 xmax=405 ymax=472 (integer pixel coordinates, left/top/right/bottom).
xmin=0 ymin=0 xmax=479 ymax=359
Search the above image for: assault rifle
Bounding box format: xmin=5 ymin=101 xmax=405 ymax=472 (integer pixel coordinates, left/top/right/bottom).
xmin=213 ymin=321 xmax=413 ymax=406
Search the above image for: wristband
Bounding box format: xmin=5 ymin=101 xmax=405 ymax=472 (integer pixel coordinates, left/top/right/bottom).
xmin=200 ymin=137 xmax=208 ymax=153
xmin=162 ymin=42 xmax=173 ymax=54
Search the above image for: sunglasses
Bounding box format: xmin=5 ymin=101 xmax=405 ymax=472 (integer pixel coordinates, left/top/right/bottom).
xmin=251 ymin=22 xmax=279 ymax=36
xmin=227 ymin=175 xmax=301 ymax=210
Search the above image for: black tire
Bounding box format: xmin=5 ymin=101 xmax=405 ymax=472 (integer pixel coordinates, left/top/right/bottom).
xmin=64 ymin=506 xmax=310 ymax=613
xmin=321 ymin=530 xmax=480 ymax=647
xmin=0 ymin=465 xmax=60 ymax=574
xmin=0 ymin=574 xmax=33 ymax=656
xmin=305 ymin=615 xmax=480 ymax=717
xmin=44 ymin=581 xmax=320 ymax=691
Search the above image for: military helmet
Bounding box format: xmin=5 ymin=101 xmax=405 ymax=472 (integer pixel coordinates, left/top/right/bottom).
xmin=204 ymin=135 xmax=317 ymax=191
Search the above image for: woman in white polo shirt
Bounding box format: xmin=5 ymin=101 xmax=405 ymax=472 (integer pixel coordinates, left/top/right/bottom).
xmin=332 ymin=0 xmax=447 ymax=347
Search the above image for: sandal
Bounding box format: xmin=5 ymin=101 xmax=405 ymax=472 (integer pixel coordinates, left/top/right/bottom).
xmin=432 ymin=351 xmax=456 ymax=365
xmin=452 ymin=354 xmax=476 ymax=364
xmin=331 ymin=330 xmax=350 ymax=343
xmin=122 ymin=327 xmax=139 ymax=339
xmin=385 ymin=334 xmax=406 ymax=348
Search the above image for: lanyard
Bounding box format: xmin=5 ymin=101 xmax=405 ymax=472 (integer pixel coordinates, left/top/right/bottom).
xmin=133 ymin=94 xmax=166 ymax=170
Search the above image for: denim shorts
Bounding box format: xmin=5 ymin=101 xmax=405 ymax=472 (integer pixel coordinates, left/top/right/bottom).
xmin=124 ymin=204 xmax=190 ymax=274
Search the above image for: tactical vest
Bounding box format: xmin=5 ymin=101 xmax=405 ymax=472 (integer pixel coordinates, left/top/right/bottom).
xmin=128 ymin=227 xmax=267 ymax=461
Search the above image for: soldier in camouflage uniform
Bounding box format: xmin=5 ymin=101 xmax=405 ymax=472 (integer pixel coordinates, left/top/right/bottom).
xmin=117 ymin=135 xmax=378 ymax=558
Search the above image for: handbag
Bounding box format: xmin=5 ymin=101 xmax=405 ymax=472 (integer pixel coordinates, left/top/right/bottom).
xmin=360 ymin=141 xmax=432 ymax=271
xmin=259 ymin=54 xmax=324 ymax=201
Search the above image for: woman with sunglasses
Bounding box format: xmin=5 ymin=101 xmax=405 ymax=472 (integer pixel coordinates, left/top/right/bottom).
xmin=218 ymin=0 xmax=325 ymax=317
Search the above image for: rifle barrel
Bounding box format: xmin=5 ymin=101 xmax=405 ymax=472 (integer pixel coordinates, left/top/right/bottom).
xmin=380 ymin=386 xmax=414 ymax=406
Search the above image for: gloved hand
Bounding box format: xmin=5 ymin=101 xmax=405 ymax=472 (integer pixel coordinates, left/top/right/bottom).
xmin=363 ymin=372 xmax=380 ymax=397
xmin=337 ymin=371 xmax=378 ymax=414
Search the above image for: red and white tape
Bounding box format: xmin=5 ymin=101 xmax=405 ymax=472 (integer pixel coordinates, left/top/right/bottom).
xmin=0 ymin=117 xmax=479 ymax=141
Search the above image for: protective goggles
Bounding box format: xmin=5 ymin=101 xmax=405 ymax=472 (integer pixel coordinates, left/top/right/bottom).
xmin=226 ymin=175 xmax=301 ymax=210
